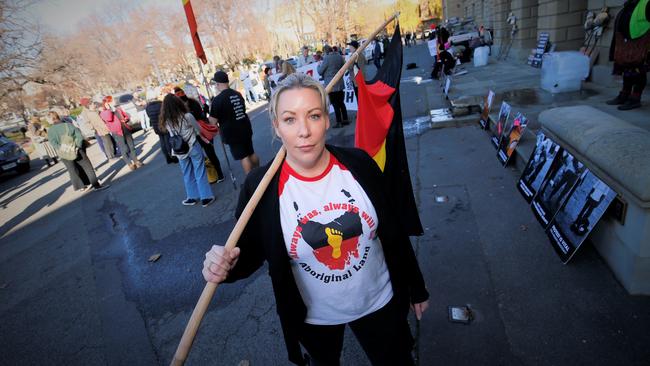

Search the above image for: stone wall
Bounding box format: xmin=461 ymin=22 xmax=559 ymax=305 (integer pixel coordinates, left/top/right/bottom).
xmin=443 ymin=0 xmax=628 ymax=85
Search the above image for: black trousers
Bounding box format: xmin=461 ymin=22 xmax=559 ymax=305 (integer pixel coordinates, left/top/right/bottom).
xmin=157 ymin=133 xmax=175 ymax=163
xmin=197 ymin=137 xmax=224 ymax=180
xmin=299 ymin=296 xmax=414 ymax=366
xmin=112 ymin=127 xmax=137 ymax=165
xmin=328 ymin=91 xmax=348 ymax=124
xmin=61 ymin=149 xmax=100 ymax=190
xmin=622 ymin=71 xmax=647 ymax=97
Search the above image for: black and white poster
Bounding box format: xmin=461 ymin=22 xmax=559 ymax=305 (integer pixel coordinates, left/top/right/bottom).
xmin=491 ymin=101 xmax=511 ymax=148
xmin=479 ymin=90 xmax=495 ymax=130
xmin=497 ymin=112 xmax=528 ymax=165
xmin=517 ymin=132 xmax=561 ymax=203
xmin=546 ymin=171 xmax=617 ymax=263
xmin=531 ymin=150 xmax=586 ymax=227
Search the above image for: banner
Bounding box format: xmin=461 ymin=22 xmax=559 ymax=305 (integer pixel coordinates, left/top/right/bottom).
xmin=491 ymin=101 xmax=511 ymax=148
xmin=497 ymin=112 xmax=528 ymax=165
xmin=354 ymin=24 xmax=423 ymax=236
xmin=182 ymin=0 xmax=207 ymax=64
xmin=517 ymin=132 xmax=561 ymax=203
xmin=532 ymin=150 xmax=586 ymax=227
xmin=479 ymin=90 xmax=495 ymax=130
xmin=546 ymin=171 xmax=617 ymax=263
xmin=268 ymin=61 xmax=358 ymax=111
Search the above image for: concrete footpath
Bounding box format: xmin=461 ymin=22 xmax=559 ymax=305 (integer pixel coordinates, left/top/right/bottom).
xmin=1 ymin=42 xmax=649 ymax=366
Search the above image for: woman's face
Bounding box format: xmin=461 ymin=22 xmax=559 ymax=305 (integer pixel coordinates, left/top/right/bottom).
xmin=274 ymin=88 xmax=329 ymax=175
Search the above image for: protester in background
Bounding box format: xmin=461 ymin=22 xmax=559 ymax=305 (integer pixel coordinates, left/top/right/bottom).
xmin=606 ymin=0 xmax=649 ymax=111
xmin=100 ymin=97 xmax=142 ymax=170
xmin=201 ymin=73 xmax=429 ymax=366
xmin=209 ymin=71 xmax=260 ymax=174
xmin=431 ymin=42 xmax=456 ymax=79
xmin=373 ymin=38 xmax=382 ymax=70
xmin=278 ymin=61 xmax=296 ymax=83
xmin=240 ymin=67 xmax=258 ymax=104
xmin=314 ymin=50 xmax=323 ymax=62
xmin=347 ymin=40 xmax=367 ymax=99
xmin=47 ymin=111 xmax=108 ymax=192
xmin=159 ymin=94 xmax=215 ymax=207
xmin=263 ymin=67 xmax=273 ymax=99
xmin=81 ymin=103 xmax=115 ymax=160
xmin=175 ymin=87 xmax=224 ymax=183
xmin=146 ymin=96 xmax=178 ymax=164
xmin=273 ymin=55 xmax=283 ymax=74
xmin=26 ymin=118 xmax=58 ymax=166
xmin=318 ymin=45 xmax=348 ymax=128
xmin=297 ymin=46 xmax=314 ymax=67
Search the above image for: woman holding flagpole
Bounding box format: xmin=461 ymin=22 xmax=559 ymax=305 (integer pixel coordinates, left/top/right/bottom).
xmin=201 ymin=73 xmax=429 ymax=365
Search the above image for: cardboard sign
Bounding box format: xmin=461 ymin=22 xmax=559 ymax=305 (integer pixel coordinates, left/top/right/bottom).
xmin=497 ymin=112 xmax=528 ymax=165
xmin=518 ymin=132 xmax=562 ymax=203
xmin=479 ymin=90 xmax=495 ymax=130
xmin=546 ymin=171 xmax=617 ymax=263
xmin=268 ymin=61 xmax=358 ymax=111
xmin=531 ymin=150 xmax=587 ymax=227
xmin=491 ymin=101 xmax=511 ymax=148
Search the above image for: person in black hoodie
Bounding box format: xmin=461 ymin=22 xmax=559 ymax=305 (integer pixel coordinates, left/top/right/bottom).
xmin=145 ymin=96 xmax=178 ymax=164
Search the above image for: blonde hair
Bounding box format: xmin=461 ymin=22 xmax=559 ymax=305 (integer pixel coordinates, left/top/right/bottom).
xmin=268 ymin=73 xmax=329 ymax=122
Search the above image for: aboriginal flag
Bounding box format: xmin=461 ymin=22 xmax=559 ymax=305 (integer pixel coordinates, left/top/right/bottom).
xmin=182 ymin=0 xmax=208 ymax=64
xmin=354 ymin=24 xmax=423 ymax=236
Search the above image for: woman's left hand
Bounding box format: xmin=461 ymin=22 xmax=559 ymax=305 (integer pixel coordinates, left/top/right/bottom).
xmin=411 ymin=300 xmax=429 ymax=321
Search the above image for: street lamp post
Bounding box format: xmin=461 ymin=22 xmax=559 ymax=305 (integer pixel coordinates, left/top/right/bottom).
xmin=145 ymin=43 xmax=163 ymax=85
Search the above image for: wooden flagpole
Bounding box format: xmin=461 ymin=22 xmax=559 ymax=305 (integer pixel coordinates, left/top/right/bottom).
xmin=170 ymin=12 xmax=400 ymax=366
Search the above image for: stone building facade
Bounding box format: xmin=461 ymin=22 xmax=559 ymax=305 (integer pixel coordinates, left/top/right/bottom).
xmin=442 ymin=0 xmax=628 ymax=80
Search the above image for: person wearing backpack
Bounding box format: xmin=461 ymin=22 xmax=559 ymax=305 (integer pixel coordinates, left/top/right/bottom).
xmin=99 ymin=97 xmax=143 ymax=170
xmin=159 ymin=94 xmax=215 ymax=207
xmin=47 ymin=111 xmax=108 ymax=192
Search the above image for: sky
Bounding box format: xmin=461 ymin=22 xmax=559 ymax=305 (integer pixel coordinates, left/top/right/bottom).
xmin=27 ymin=0 xmax=178 ymax=35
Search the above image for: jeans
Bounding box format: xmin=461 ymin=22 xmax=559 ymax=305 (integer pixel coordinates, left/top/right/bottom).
xmin=139 ymin=110 xmax=151 ymax=131
xmin=178 ymin=142 xmax=213 ymax=200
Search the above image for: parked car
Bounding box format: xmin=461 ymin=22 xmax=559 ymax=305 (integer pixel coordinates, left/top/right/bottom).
xmin=0 ymin=136 xmax=30 ymax=175
xmin=113 ymin=93 xmax=142 ymax=131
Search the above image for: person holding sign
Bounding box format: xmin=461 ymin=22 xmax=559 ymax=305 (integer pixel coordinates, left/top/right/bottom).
xmin=201 ymin=73 xmax=429 ymax=366
xmin=318 ymin=45 xmax=349 ymax=128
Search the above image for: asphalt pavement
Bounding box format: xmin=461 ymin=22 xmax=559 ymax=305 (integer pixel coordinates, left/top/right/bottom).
xmin=1 ymin=42 xmax=650 ymax=366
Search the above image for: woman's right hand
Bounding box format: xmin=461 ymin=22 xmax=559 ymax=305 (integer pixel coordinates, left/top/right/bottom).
xmin=202 ymin=245 xmax=240 ymax=284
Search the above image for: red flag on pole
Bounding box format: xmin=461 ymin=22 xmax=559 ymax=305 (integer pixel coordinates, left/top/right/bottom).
xmin=354 ymin=24 xmax=423 ymax=236
xmin=182 ymin=0 xmax=207 ymax=64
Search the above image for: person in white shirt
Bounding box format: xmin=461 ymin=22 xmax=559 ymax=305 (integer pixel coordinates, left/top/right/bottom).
xmin=201 ymin=73 xmax=429 ymax=365
xmin=296 ymin=45 xmax=314 ymax=68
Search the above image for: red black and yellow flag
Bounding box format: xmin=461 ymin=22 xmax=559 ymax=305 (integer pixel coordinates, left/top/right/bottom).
xmin=354 ymin=24 xmax=423 ymax=236
xmin=182 ymin=0 xmax=208 ymax=64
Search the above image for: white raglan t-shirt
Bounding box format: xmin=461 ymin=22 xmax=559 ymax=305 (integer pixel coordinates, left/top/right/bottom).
xmin=278 ymin=154 xmax=393 ymax=325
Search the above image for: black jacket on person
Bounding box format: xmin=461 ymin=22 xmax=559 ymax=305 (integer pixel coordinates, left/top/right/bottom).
xmin=145 ymin=101 xmax=163 ymax=134
xmin=224 ymin=144 xmax=429 ymax=365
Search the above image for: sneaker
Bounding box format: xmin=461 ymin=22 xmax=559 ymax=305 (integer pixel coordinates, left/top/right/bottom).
xmin=182 ymin=198 xmax=198 ymax=206
xmin=201 ymin=197 xmax=215 ymax=207
xmin=128 ymin=163 xmax=137 ymax=170
xmin=92 ymin=184 xmax=110 ymax=192
xmin=134 ymin=160 xmax=144 ymax=167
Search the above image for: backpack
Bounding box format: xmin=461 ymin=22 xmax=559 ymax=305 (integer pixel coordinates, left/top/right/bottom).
xmin=58 ymin=124 xmax=79 ymax=160
xmin=168 ymin=118 xmax=189 ymax=155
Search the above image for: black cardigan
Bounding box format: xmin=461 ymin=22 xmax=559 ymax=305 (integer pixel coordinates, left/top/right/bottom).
xmin=226 ymin=145 xmax=429 ymax=364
